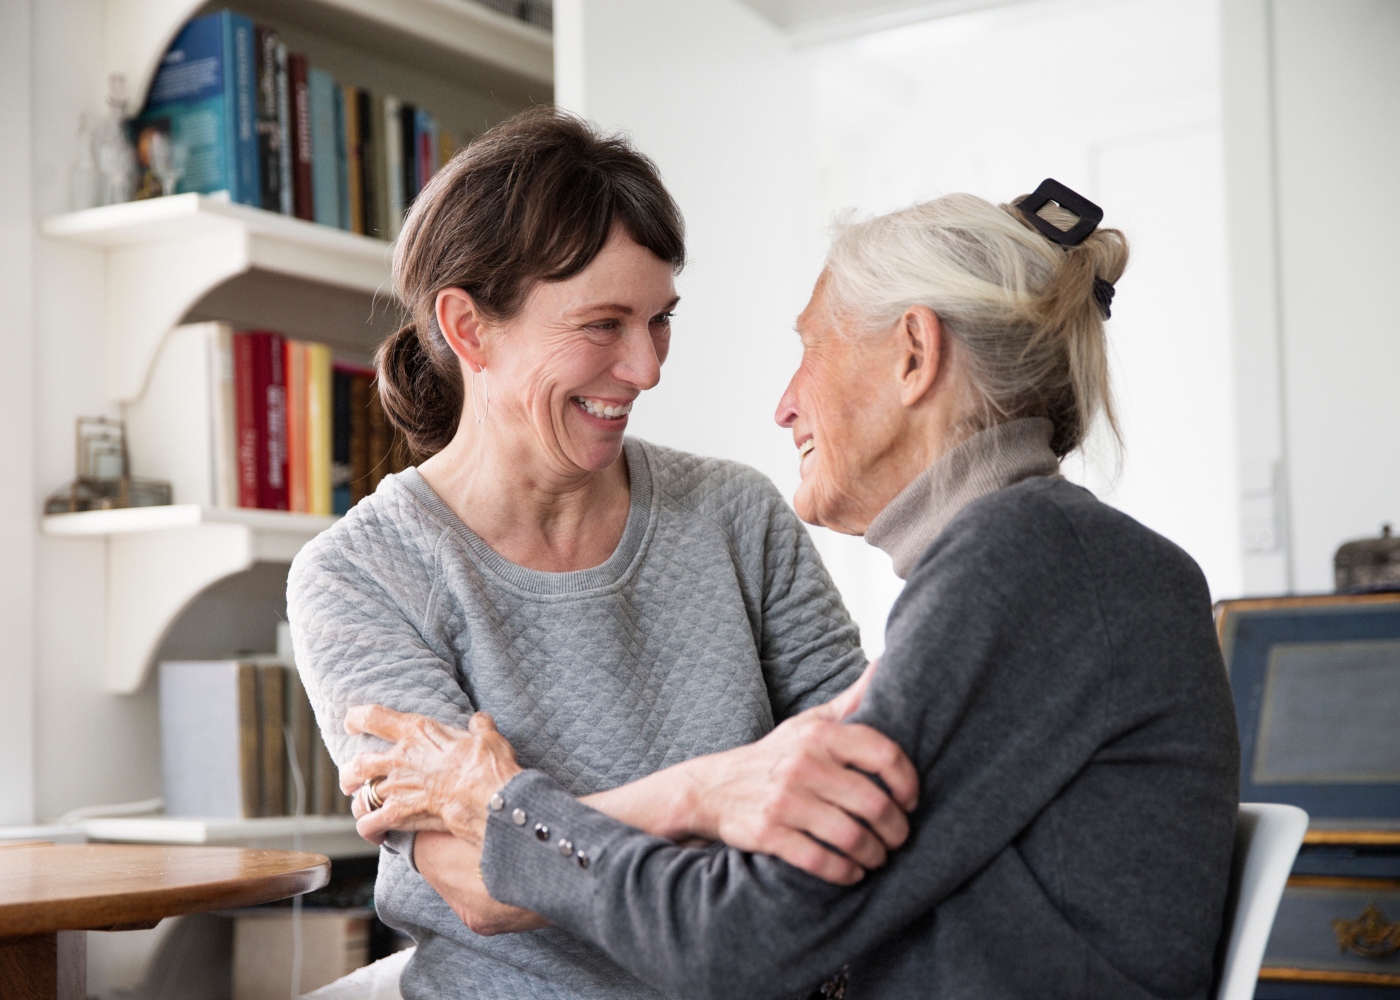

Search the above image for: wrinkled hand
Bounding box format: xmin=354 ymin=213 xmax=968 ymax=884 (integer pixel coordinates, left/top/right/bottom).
xmin=341 ymin=706 xmax=523 ymax=848
xmin=414 ymin=831 xmax=549 ymax=937
xmin=669 ymin=658 xmax=919 ymax=885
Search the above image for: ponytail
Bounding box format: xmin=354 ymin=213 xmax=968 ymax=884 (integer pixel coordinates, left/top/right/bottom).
xmin=375 ymin=321 xmax=462 ymax=458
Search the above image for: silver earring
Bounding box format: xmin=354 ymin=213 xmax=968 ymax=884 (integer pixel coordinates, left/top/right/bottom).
xmin=471 ymin=367 xmax=490 ymax=424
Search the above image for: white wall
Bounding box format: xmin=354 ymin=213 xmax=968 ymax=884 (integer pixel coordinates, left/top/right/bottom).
xmin=1223 ymin=0 xmax=1400 ymax=595
xmin=802 ymin=0 xmax=1242 ymax=626
xmin=0 ymin=0 xmax=38 ymax=826
xmin=561 ymin=0 xmax=1242 ymax=653
xmin=1270 ymin=0 xmax=1400 ymax=593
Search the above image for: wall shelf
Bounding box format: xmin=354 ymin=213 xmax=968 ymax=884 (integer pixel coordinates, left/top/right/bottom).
xmin=42 ymin=505 xmax=336 ymax=695
xmin=81 ymin=815 xmax=373 ymax=858
xmin=42 ymin=193 xmax=394 ymax=402
xmin=106 ymin=0 xmax=553 ymax=112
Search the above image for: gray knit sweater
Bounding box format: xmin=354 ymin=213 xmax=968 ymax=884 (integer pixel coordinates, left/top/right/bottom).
xmin=286 ymin=437 xmax=866 ymax=1000
xmin=480 ymin=420 xmax=1241 ymax=1000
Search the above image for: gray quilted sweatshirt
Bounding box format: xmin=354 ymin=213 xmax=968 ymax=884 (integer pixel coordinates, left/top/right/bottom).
xmin=286 ymin=437 xmax=866 ymax=1000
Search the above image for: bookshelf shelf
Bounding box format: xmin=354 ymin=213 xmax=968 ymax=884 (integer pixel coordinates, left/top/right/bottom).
xmin=107 ymin=0 xmax=553 ymax=112
xmin=81 ymin=814 xmax=374 ymax=858
xmin=42 ymin=193 xmax=394 ymax=402
xmin=42 ymin=505 xmax=336 ymax=694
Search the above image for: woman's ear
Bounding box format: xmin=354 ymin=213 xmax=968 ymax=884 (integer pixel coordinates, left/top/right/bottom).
xmin=436 ymin=288 xmax=489 ymax=373
xmin=895 ymin=305 xmax=944 ymax=408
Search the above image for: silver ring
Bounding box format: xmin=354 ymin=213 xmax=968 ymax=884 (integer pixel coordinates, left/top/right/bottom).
xmin=363 ymin=778 xmax=386 ymax=812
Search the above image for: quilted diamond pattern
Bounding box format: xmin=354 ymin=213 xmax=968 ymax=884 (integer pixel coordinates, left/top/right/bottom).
xmin=287 ymin=438 xmax=865 ymax=1000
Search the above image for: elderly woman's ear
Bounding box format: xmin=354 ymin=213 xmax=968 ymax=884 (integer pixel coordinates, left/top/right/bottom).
xmin=895 ymin=305 xmax=947 ymax=408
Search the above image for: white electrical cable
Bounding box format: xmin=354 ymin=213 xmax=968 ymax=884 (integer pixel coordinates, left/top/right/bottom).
xmin=286 ymin=722 xmax=308 ymax=999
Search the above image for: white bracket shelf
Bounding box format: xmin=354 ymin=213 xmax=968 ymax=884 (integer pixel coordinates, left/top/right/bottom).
xmin=42 ymin=193 xmax=394 ymax=402
xmin=42 ymin=504 xmax=336 ymax=695
xmin=81 ymin=815 xmax=374 ymax=858
xmin=105 ymin=0 xmax=552 ymax=111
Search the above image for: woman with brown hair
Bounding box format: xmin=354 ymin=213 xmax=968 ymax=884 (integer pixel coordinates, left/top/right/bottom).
xmin=287 ymin=108 xmax=916 ymax=999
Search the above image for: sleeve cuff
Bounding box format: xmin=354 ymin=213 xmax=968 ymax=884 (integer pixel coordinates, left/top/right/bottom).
xmin=480 ymin=770 xmax=645 ymax=933
xmin=382 ymin=830 xmax=418 ymax=871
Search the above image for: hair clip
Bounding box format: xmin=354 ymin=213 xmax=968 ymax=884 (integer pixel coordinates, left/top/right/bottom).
xmin=1092 ymin=276 xmax=1115 ymax=319
xmin=1017 ymin=178 xmax=1103 ymax=247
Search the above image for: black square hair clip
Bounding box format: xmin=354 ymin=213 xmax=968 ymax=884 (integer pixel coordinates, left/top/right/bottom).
xmin=1017 ymin=178 xmax=1104 ymax=247
xmin=1018 ymin=178 xmax=1115 ymax=318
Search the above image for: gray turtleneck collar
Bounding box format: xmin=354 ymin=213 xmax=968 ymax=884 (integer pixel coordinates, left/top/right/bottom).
xmin=865 ymin=417 xmax=1061 ymax=579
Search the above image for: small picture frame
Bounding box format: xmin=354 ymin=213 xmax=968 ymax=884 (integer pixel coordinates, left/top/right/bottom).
xmin=1217 ymin=593 xmax=1400 ymax=821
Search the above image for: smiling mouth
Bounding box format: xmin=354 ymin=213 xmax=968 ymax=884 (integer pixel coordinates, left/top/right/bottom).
xmin=797 ymin=439 xmax=814 ymax=462
xmin=573 ymin=396 xmax=633 ymax=420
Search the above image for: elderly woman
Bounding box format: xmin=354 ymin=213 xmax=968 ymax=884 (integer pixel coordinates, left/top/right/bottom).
xmin=288 ymin=109 xmax=918 ymax=1000
xmin=343 ymin=184 xmax=1242 ymax=1000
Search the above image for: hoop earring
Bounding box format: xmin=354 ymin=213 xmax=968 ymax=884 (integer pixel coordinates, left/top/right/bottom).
xmin=471 ymin=367 xmax=490 ymax=424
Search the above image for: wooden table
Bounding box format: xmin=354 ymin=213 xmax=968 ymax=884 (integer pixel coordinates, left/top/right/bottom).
xmin=0 ymin=843 xmax=330 ymax=1000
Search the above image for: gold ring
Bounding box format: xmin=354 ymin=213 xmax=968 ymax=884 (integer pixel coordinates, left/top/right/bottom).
xmin=363 ymin=778 xmax=386 ymax=812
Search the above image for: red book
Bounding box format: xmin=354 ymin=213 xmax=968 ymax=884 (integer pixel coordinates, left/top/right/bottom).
xmin=289 ymin=53 xmax=314 ymax=222
xmin=233 ymin=331 xmax=289 ymax=510
xmin=234 ymin=333 xmax=259 ymax=509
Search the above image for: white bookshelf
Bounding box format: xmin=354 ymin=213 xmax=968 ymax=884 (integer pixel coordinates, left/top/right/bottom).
xmin=106 ymin=0 xmax=552 ymax=111
xmin=41 ymin=193 xmax=393 ymax=403
xmin=81 ymin=815 xmax=374 ymax=858
xmin=42 ymin=505 xmax=336 ymax=694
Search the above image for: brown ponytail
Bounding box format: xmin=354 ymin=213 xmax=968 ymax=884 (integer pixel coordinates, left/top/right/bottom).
xmin=376 ymin=107 xmax=686 ymax=458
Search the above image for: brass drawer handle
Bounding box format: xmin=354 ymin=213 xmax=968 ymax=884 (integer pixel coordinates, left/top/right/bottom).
xmin=1333 ymin=904 xmax=1400 ymax=959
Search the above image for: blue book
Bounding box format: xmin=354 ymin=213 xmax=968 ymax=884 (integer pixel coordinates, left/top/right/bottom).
xmin=137 ymin=10 xmax=260 ymax=206
xmin=308 ymin=68 xmax=340 ymax=228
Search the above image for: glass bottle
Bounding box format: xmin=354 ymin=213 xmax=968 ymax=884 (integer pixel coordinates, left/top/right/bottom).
xmin=70 ymin=111 xmax=98 ymax=211
xmin=95 ymin=74 xmax=136 ymax=206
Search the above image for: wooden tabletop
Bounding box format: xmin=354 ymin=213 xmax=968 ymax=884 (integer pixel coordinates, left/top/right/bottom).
xmin=0 ymin=844 xmax=330 ymax=937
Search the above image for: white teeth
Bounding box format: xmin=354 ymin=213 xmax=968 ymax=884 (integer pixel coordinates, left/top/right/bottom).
xmin=575 ymin=397 xmax=633 ymax=420
xmin=797 ymin=440 xmax=814 ymax=460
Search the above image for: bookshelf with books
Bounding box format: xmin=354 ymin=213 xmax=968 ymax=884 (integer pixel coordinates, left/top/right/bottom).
xmin=37 ymin=0 xmax=536 ymax=700
xmin=106 ymin=0 xmax=552 ymax=120
xmin=42 ymin=319 xmax=411 ymax=694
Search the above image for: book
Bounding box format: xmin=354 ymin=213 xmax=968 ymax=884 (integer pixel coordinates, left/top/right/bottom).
xmin=359 ymin=88 xmax=385 ymax=239
xmin=399 ymin=102 xmax=418 ymax=208
xmin=439 ymin=130 xmax=459 ymax=170
xmin=275 ymin=39 xmax=292 ymax=216
xmin=384 ymin=96 xmax=404 ymax=238
xmin=134 ymin=10 xmax=261 ymax=205
xmin=342 ymin=85 xmax=363 ymax=235
xmin=284 ymin=338 xmax=309 ymax=512
xmin=285 ymin=668 xmax=316 ymax=814
xmin=314 ymin=723 xmax=348 ymax=815
xmin=368 ymin=378 xmax=393 ymax=494
xmin=332 ymin=365 xmax=353 ymax=515
xmin=332 ymin=362 xmax=376 ymax=507
xmin=160 ymin=660 xmax=263 ymax=818
xmin=258 ymin=663 xmax=287 ymax=817
xmin=289 ymin=53 xmax=314 ymax=221
xmin=334 ymin=84 xmax=350 ymax=231
xmin=255 ymin=27 xmax=284 ymax=213
xmin=233 ymin=909 xmax=371 ymax=995
xmin=308 ymin=68 xmax=340 ymax=228
xmin=414 ymin=109 xmax=438 ymax=194
xmin=233 ymin=330 xmax=289 ymax=510
xmin=307 ymin=342 xmax=334 ymax=516
xmin=209 ymin=324 xmax=239 ymax=508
